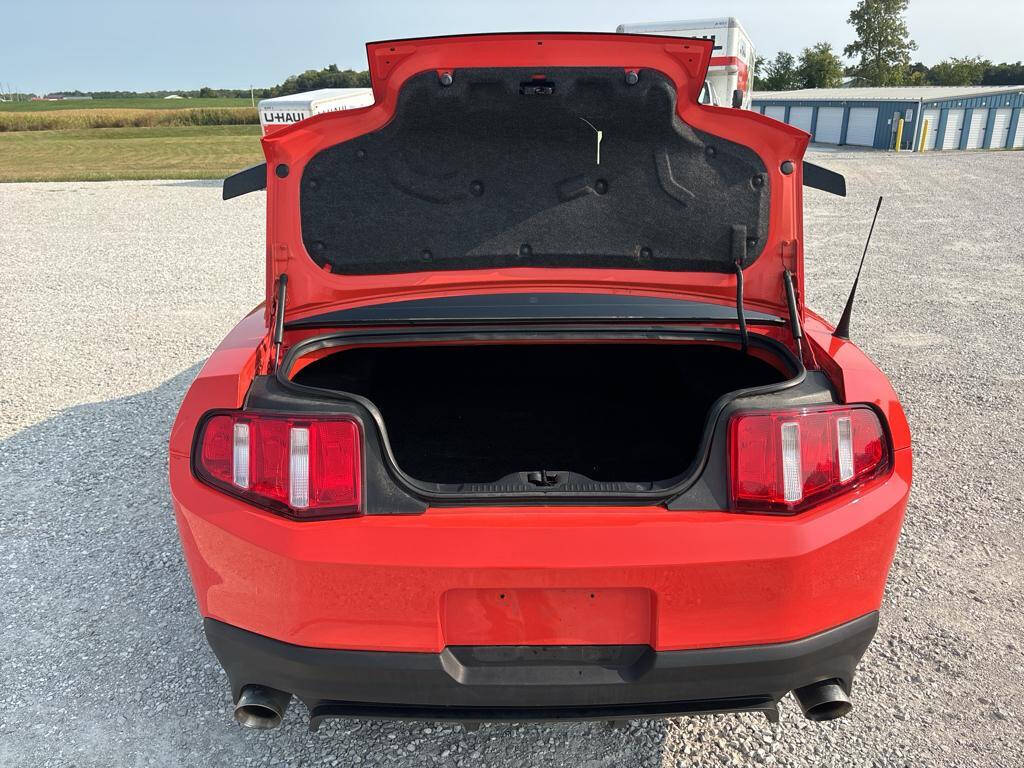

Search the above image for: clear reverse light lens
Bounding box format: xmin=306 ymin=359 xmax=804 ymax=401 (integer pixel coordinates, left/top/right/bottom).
xmin=837 ymin=416 xmax=854 ymax=482
xmin=780 ymin=422 xmax=802 ymax=502
xmin=289 ymin=426 xmax=309 ymax=508
xmin=232 ymin=422 xmax=249 ymax=488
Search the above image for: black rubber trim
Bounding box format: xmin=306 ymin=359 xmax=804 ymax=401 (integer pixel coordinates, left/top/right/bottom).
xmin=803 ymin=162 xmax=847 ymax=197
xmin=203 ymin=611 xmax=878 ymax=724
xmin=306 ymin=698 xmax=778 ymax=729
xmin=265 ymin=324 xmax=808 ymax=505
xmin=223 ymin=163 xmax=267 ymax=200
xmin=365 ymin=31 xmax=712 ymax=46
xmin=284 ymin=292 xmax=786 ymax=329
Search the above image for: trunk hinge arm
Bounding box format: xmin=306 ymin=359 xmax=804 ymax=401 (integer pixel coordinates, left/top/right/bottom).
xmin=733 ymin=261 xmax=749 ymax=353
xmin=783 ymin=269 xmax=804 ymax=359
xmin=271 ymin=274 xmax=288 ymax=372
xmin=731 ymin=225 xmax=750 ymax=353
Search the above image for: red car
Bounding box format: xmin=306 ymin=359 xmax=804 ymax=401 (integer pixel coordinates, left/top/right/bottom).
xmin=169 ymin=33 xmax=910 ymax=731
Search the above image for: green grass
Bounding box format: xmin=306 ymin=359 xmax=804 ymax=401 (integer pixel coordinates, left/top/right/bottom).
xmin=0 ymin=97 xmax=255 ymax=112
xmin=0 ymin=125 xmax=265 ymax=182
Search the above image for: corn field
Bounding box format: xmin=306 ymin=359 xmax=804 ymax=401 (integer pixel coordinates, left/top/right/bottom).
xmin=0 ymin=107 xmax=259 ymax=132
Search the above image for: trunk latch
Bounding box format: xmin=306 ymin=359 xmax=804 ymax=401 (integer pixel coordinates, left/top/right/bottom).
xmin=520 ymin=80 xmax=555 ymax=96
xmin=526 ymin=470 xmax=562 ymax=487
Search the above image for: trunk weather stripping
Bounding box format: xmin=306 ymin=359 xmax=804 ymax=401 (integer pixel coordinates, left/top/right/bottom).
xmin=283 ymin=293 xmax=787 ymax=330
xmin=270 ymin=324 xmax=809 ymax=506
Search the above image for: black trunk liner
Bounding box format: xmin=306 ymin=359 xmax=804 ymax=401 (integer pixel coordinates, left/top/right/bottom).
xmin=293 ymin=344 xmax=784 ymax=484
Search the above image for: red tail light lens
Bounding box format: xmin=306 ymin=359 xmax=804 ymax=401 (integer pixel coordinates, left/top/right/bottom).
xmin=194 ymin=413 xmax=361 ymax=519
xmin=728 ymin=405 xmax=890 ymax=513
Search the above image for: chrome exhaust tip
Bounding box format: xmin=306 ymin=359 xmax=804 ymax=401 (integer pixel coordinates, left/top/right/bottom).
xmin=234 ymin=685 xmax=292 ymax=730
xmin=791 ymin=679 xmax=852 ymax=722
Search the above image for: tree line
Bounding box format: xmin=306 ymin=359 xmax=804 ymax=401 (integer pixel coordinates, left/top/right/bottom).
xmin=12 ymin=1 xmax=1023 ymax=102
xmin=6 ymin=65 xmax=371 ymax=102
xmin=757 ymin=0 xmax=1023 ymax=90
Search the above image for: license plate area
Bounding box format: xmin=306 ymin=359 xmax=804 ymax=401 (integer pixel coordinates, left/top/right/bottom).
xmin=441 ymin=588 xmax=653 ymax=646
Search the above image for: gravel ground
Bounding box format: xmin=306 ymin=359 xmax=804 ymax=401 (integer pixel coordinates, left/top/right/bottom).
xmin=1 ymin=149 xmax=1022 ymax=767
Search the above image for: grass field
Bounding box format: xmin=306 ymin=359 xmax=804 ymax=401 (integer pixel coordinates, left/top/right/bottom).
xmin=0 ymin=125 xmax=264 ymax=182
xmin=0 ymin=97 xmax=254 ymax=112
xmin=0 ymin=107 xmax=258 ymax=132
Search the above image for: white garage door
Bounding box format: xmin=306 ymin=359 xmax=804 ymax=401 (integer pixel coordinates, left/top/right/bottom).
xmin=921 ymin=109 xmax=940 ymax=150
xmin=990 ymin=108 xmax=1011 ymax=149
xmin=845 ymin=108 xmax=878 ymax=146
xmin=942 ymin=109 xmax=965 ymax=150
xmin=814 ymin=107 xmax=844 ymax=144
xmin=1014 ymin=112 xmax=1024 ymax=148
xmin=787 ymin=106 xmax=813 ymax=134
xmin=965 ymin=108 xmax=988 ymax=150
xmin=763 ymin=106 xmax=786 ymax=122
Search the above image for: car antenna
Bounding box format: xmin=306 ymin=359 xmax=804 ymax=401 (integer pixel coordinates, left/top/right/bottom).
xmin=833 ymin=196 xmax=883 ymax=341
xmin=272 ymin=274 xmax=288 ymax=370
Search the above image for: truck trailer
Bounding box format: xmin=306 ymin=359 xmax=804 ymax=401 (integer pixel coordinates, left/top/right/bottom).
xmin=616 ymin=17 xmax=755 ymax=109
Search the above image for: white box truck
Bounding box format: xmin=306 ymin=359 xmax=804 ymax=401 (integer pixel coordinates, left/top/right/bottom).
xmin=258 ymin=88 xmax=374 ymax=134
xmin=616 ymin=17 xmax=755 ymax=109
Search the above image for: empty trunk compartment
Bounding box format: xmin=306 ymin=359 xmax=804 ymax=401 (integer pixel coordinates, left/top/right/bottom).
xmin=291 ymin=342 xmax=788 ymax=486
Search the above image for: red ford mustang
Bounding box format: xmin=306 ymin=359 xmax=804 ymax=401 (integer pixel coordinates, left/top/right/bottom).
xmin=169 ymin=33 xmax=911 ymax=731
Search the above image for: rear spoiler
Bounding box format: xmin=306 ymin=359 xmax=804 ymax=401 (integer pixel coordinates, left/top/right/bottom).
xmin=222 ymin=160 xmax=846 ymax=200
xmin=802 ymin=161 xmax=846 ymax=197
xmin=223 ymin=163 xmax=267 ymax=200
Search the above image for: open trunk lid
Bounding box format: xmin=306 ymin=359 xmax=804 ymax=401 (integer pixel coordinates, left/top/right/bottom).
xmin=257 ymin=33 xmax=810 ymax=323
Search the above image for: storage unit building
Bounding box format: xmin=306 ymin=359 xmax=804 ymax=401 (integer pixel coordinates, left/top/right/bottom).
xmin=942 ymin=109 xmax=965 ymax=149
xmin=814 ymin=106 xmax=844 ymax=144
xmin=787 ymin=105 xmax=813 ymax=134
xmin=752 ymin=86 xmax=1024 ymax=151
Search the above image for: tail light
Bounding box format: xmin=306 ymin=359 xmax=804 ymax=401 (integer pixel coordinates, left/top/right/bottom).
xmin=195 ymin=412 xmax=361 ymax=519
xmin=728 ymin=405 xmax=890 ymax=514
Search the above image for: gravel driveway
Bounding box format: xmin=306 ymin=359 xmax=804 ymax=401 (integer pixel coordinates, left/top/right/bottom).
xmin=1 ymin=149 xmax=1022 ymax=767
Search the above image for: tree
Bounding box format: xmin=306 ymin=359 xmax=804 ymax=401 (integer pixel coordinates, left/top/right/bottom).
xmin=751 ymin=55 xmax=765 ymax=90
xmin=761 ymin=51 xmax=801 ymax=91
xmin=797 ymin=43 xmax=845 ymax=88
xmin=269 ymin=65 xmax=371 ymax=97
xmin=905 ymin=61 xmax=929 ymax=84
xmin=982 ymin=61 xmax=1024 ymax=86
xmin=927 ymin=56 xmax=988 ymax=86
xmin=844 ymin=0 xmax=917 ymax=85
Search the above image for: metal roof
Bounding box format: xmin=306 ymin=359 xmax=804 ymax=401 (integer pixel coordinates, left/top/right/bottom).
xmin=752 ymin=85 xmax=1024 ymax=102
xmin=617 ymin=17 xmax=746 ymax=33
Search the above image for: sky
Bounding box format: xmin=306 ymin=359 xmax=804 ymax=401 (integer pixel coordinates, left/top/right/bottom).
xmin=2 ymin=0 xmax=1021 ymax=94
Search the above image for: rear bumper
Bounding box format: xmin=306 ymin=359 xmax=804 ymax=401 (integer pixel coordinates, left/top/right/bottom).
xmin=172 ymin=448 xmax=909 ymax=653
xmin=205 ymin=612 xmax=878 ymax=726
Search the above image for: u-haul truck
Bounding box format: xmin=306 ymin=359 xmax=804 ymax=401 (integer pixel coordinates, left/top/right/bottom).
xmin=258 ymin=88 xmax=374 ymax=134
xmin=616 ymin=17 xmax=755 ymax=110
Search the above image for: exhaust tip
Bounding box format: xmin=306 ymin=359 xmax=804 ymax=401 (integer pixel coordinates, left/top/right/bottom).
xmin=791 ymin=679 xmax=852 ymax=722
xmin=234 ymin=685 xmax=291 ymax=730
